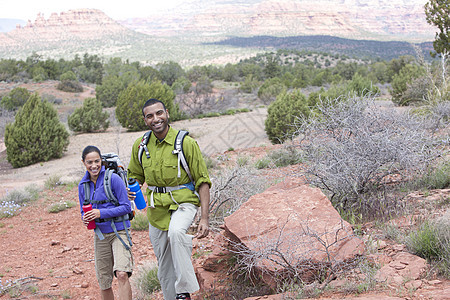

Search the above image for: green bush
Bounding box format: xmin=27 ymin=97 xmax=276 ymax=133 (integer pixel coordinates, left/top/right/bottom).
xmin=265 ymin=89 xmax=312 ymax=144
xmin=268 ymin=146 xmax=302 ymax=167
xmin=5 ymin=94 xmax=69 ymax=168
xmin=131 ymin=211 xmax=149 ymax=231
xmin=116 ymin=80 xmax=181 ymax=131
xmin=48 ymin=200 xmax=76 ymax=213
xmin=68 ymin=97 xmax=109 ymax=133
xmin=95 ymin=75 xmax=126 ymax=108
xmin=390 ymin=63 xmax=426 ymax=106
xmin=59 ymin=71 xmax=77 ymax=81
xmin=133 ymin=261 xmax=161 ymax=297
xmin=0 ymin=87 xmax=31 ymax=110
xmin=257 ymin=77 xmax=286 ymax=104
xmin=57 ymin=80 xmax=83 ymax=93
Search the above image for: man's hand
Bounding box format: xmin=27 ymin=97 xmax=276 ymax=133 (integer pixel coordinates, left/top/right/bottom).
xmin=196 ymin=217 xmax=209 ymax=239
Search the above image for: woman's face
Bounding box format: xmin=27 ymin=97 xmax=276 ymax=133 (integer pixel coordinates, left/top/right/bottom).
xmin=82 ymin=151 xmax=102 ymax=181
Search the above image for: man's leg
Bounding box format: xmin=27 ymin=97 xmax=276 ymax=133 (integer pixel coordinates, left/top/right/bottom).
xmin=168 ymin=203 xmax=199 ymax=295
xmin=149 ymin=223 xmax=177 ymax=300
xmin=116 ymin=271 xmax=132 ymax=300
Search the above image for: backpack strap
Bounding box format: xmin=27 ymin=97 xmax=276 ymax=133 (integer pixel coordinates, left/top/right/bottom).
xmin=82 ymin=181 xmax=105 ymax=241
xmin=138 ymin=130 xmax=152 ymax=165
xmin=103 ymin=168 xmax=118 ymax=205
xmin=172 ymin=130 xmax=194 ymax=183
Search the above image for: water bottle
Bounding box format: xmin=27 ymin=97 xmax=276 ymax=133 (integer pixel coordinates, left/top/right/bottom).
xmin=128 ymin=178 xmax=146 ymax=210
xmin=82 ymin=200 xmax=96 ymax=230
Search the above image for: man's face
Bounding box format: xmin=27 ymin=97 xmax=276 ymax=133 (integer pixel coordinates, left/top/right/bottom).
xmin=143 ymin=103 xmax=170 ymax=139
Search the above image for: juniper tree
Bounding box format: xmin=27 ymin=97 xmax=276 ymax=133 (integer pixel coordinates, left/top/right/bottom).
xmin=5 ymin=94 xmax=69 ymax=168
xmin=68 ymin=97 xmax=109 ymax=133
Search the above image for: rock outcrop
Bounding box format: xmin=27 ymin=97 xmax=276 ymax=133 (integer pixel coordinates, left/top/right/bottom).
xmin=196 ymin=177 xmax=365 ymax=290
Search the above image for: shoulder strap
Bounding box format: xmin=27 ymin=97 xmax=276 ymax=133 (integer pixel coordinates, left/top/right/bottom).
xmin=83 ymin=182 xmax=91 ymax=203
xmin=173 ymin=130 xmax=194 ymax=183
xmin=138 ymin=130 xmax=152 ymax=166
xmin=103 ymin=168 xmax=119 ymax=205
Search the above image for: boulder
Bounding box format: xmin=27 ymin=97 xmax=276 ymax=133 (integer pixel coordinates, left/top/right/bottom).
xmin=223 ymin=178 xmax=364 ymax=288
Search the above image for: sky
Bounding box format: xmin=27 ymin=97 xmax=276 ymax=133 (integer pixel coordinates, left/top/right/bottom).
xmin=0 ymin=0 xmax=186 ymax=21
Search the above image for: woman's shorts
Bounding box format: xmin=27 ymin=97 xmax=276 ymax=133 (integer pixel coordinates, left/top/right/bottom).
xmin=94 ymin=230 xmax=133 ymax=290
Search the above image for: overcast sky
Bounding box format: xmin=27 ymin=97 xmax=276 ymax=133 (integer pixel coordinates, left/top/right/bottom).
xmin=0 ymin=0 xmax=186 ymax=21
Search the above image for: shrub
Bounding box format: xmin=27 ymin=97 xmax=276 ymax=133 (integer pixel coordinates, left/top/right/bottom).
xmin=0 ymin=87 xmax=31 ymax=110
xmin=268 ymin=145 xmax=302 ymax=167
xmin=257 ymin=77 xmax=286 ymax=104
xmin=132 ymin=261 xmax=161 ymax=298
xmin=5 ymin=94 xmax=69 ymax=168
xmin=390 ymin=63 xmax=426 ymax=105
xmin=116 ymin=80 xmax=181 ymax=131
xmin=95 ymin=75 xmax=126 ymax=108
xmin=131 ymin=211 xmax=149 ymax=231
xmin=293 ymin=96 xmax=444 ymax=221
xmin=265 ymin=89 xmax=313 ymax=144
xmin=48 ymin=200 xmax=76 ymax=213
xmin=57 ymin=80 xmax=83 ymax=93
xmin=68 ymin=97 xmax=109 ymax=133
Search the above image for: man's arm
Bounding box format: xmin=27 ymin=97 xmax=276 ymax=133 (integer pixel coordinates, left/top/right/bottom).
xmin=196 ymin=182 xmax=210 ymax=239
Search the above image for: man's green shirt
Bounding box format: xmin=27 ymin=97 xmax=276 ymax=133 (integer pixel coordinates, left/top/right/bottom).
xmin=128 ymin=126 xmax=211 ymax=231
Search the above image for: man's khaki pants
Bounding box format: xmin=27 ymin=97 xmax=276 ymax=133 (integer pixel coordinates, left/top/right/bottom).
xmin=149 ymin=203 xmax=199 ymax=299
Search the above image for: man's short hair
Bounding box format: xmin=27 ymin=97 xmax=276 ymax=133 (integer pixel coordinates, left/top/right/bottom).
xmin=142 ymin=98 xmax=167 ymax=116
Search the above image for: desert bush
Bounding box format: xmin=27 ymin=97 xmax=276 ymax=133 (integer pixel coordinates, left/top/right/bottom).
xmin=208 ymin=165 xmax=268 ymax=228
xmin=132 ymin=261 xmax=161 ymax=298
xmin=0 ymin=185 xmax=40 ymax=218
xmin=57 ymin=79 xmax=83 ymax=93
xmin=257 ymin=77 xmax=286 ymax=104
xmin=68 ymin=97 xmax=109 ymax=133
xmin=131 ymin=210 xmax=149 ymax=231
xmin=47 ymin=200 xmax=76 ymax=213
xmin=44 ymin=175 xmax=64 ymax=189
xmin=0 ymin=87 xmax=31 ymax=110
xmin=292 ymin=96 xmax=445 ymax=221
xmin=4 ymin=94 xmax=69 ymax=168
xmin=95 ymin=75 xmax=126 ymax=108
xmin=406 ymin=213 xmax=450 ymax=278
xmin=116 ymin=80 xmax=181 ymax=131
xmin=268 ymin=145 xmax=303 ymax=167
xmin=390 ymin=63 xmax=426 ymax=105
xmin=265 ymin=89 xmax=313 ymax=144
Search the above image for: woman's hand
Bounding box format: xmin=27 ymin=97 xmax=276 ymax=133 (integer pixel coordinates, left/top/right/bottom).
xmin=83 ymin=209 xmax=100 ymax=225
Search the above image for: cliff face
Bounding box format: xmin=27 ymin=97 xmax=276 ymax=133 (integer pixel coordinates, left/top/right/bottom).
xmin=0 ymin=9 xmax=130 ymax=47
xmin=122 ymin=0 xmax=436 ymax=41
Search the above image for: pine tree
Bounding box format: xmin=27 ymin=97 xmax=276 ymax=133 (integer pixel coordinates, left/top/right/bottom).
xmin=5 ymin=94 xmax=69 ymax=168
xmin=424 ymin=0 xmax=450 ymax=56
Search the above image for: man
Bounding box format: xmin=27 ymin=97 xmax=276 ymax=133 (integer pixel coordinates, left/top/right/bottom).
xmin=127 ymin=98 xmax=211 ymax=300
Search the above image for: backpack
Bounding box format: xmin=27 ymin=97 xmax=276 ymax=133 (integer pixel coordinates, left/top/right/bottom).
xmin=138 ymin=130 xmax=194 ymax=183
xmin=82 ymin=152 xmax=134 ymax=250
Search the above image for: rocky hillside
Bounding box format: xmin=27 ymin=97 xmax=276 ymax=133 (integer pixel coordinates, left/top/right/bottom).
xmin=120 ymin=0 xmax=436 ymax=41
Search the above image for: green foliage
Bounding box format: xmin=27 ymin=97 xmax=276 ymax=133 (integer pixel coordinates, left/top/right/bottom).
xmin=156 ymin=61 xmax=185 ymax=86
xmin=59 ymin=71 xmax=77 ymax=81
xmin=115 ymin=80 xmax=180 ymax=131
xmin=0 ymin=184 xmax=40 ymax=218
xmin=131 ymin=211 xmax=149 ymax=231
xmin=265 ymin=89 xmax=312 ymax=144
xmin=68 ymin=97 xmax=109 ymax=133
xmin=57 ymin=80 xmax=83 ymax=93
xmin=44 ymin=175 xmax=64 ymax=189
xmin=424 ymin=0 xmax=450 ymax=56
xmin=239 ymin=75 xmax=260 ymax=93
xmin=172 ymin=76 xmax=191 ymax=94
xmin=257 ymin=77 xmax=286 ymax=104
xmin=47 ymin=200 xmax=76 ymax=213
xmin=95 ymin=75 xmax=126 ymax=108
xmin=268 ymin=146 xmax=302 ymax=167
xmin=390 ymin=63 xmax=426 ymax=105
xmin=0 ymin=87 xmax=31 ymax=110
xmin=406 ymin=217 xmax=450 ymax=278
xmin=347 ymin=73 xmax=380 ymax=96
xmin=133 ymin=261 xmax=161 ymax=297
xmin=4 ymin=94 xmax=69 ymax=168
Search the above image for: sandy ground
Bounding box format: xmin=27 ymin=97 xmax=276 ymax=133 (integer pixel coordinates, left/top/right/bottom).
xmin=0 ymin=108 xmax=269 ymax=197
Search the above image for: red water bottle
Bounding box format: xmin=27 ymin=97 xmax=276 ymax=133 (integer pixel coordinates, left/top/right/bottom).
xmin=82 ymin=200 xmax=96 ymax=230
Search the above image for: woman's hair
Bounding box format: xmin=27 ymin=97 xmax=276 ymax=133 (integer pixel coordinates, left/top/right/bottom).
xmin=81 ymin=145 xmax=101 ymax=161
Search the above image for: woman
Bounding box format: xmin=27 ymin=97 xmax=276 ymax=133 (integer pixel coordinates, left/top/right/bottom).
xmin=78 ymin=145 xmax=133 ymax=300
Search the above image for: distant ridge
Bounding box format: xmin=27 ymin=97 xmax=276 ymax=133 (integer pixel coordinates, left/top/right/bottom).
xmin=210 ymin=35 xmax=435 ymax=60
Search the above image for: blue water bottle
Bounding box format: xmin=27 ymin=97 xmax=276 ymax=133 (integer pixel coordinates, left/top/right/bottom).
xmin=128 ymin=178 xmax=146 ymax=210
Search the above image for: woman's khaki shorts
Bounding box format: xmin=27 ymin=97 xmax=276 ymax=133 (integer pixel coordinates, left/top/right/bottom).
xmin=94 ymin=230 xmax=133 ymax=290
